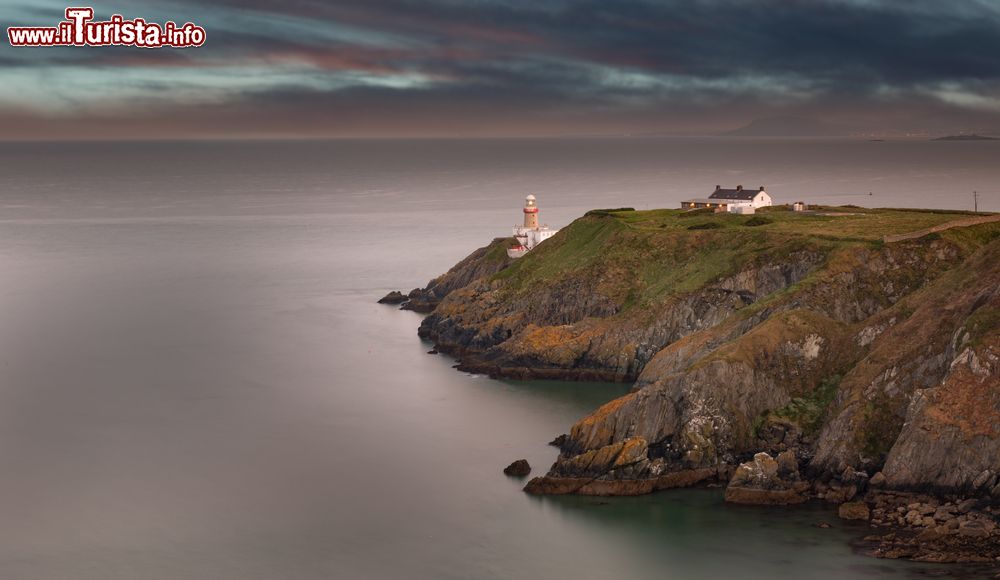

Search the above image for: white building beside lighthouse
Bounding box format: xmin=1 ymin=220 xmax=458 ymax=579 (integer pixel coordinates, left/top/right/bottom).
xmin=508 ymin=194 xmax=558 ymax=258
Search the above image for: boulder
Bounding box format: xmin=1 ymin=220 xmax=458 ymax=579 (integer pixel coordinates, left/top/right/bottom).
xmin=841 ymin=466 xmax=868 ymax=486
xmin=957 ymin=498 xmax=978 ymax=514
xmin=933 ymin=506 xmax=955 ymax=521
xmin=869 ymin=471 xmax=886 ymax=488
xmin=731 ymin=452 xmax=780 ymax=486
xmin=725 ymin=452 xmax=808 ymax=505
xmin=839 ymin=501 xmax=871 ymax=521
xmin=958 ymin=520 xmax=992 ymax=538
xmin=503 ymin=459 xmax=531 ymax=477
xmin=776 ymin=449 xmax=798 ymax=478
xmin=823 ymin=482 xmax=857 ymax=504
xmin=972 ymin=469 xmax=996 ymax=490
xmin=377 ymin=290 xmax=408 ymax=304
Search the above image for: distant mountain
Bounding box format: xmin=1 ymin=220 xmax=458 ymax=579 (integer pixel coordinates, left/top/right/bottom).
xmin=723 ymin=116 xmax=847 ymax=137
xmin=932 ymin=134 xmax=999 ymax=141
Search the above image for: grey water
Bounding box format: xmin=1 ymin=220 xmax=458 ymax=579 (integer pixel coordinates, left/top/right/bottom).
xmin=0 ymin=138 xmax=996 ymax=580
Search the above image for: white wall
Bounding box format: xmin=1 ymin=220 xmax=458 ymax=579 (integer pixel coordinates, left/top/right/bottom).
xmin=753 ymin=192 xmax=773 ymax=208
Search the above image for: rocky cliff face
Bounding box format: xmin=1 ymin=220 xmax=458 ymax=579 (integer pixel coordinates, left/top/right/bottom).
xmin=407 ymin=208 xmax=1000 ymax=498
xmin=879 ymin=283 xmax=1000 ymax=493
xmin=401 ymin=237 xmax=513 ymax=312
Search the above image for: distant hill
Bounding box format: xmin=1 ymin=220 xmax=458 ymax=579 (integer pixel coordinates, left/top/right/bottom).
xmin=932 ymin=134 xmax=999 ymax=141
xmin=723 ymin=116 xmax=847 ymax=137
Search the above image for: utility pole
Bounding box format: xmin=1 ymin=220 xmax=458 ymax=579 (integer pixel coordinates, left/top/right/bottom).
xmin=974 ymin=190 xmax=978 ymax=213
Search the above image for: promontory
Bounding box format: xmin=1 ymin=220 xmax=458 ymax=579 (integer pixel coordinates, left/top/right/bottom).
xmin=392 ymin=204 xmax=1000 ymax=563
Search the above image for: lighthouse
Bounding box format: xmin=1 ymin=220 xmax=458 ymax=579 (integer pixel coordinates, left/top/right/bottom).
xmin=523 ymin=194 xmax=539 ymax=228
xmin=508 ymin=194 xmax=559 ymax=258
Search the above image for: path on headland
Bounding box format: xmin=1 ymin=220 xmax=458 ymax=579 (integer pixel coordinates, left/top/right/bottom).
xmin=883 ymin=214 xmax=1000 ymax=243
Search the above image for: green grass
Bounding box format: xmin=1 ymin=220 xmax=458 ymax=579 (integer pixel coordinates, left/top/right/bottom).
xmin=483 ymin=237 xmax=516 ymax=263
xmin=966 ymin=305 xmax=1000 ymax=348
xmin=489 ymin=205 xmax=998 ymax=317
xmin=744 ymin=216 xmax=773 ymax=227
xmin=619 ymin=205 xmax=982 ymax=240
xmin=585 ymin=207 xmax=636 ymax=217
xmin=493 ymin=214 xmax=626 ymax=292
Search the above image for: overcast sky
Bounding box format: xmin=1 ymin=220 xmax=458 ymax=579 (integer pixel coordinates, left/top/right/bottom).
xmin=3 ymin=0 xmax=1000 ymax=139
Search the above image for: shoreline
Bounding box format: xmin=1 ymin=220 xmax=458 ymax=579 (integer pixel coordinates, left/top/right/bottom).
xmin=385 ymin=203 xmax=1000 ymax=568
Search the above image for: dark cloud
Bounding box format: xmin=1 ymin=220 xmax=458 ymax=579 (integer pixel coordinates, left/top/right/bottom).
xmin=2 ymin=0 xmax=999 ymax=138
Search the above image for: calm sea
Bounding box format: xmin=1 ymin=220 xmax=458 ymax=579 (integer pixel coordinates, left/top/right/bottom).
xmin=0 ymin=138 xmax=995 ymax=580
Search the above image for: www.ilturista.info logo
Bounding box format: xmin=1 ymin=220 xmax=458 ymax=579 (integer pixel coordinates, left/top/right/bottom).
xmin=8 ymin=7 xmax=206 ymax=48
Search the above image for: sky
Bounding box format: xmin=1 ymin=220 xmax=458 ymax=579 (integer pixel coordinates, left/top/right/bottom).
xmin=2 ymin=0 xmax=1000 ymax=139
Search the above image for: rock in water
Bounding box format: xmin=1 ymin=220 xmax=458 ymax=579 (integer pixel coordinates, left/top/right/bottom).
xmin=504 ymin=459 xmax=531 ymax=477
xmin=838 ymin=501 xmax=871 ymax=521
xmin=725 ymin=451 xmax=809 ymax=505
xmin=377 ymin=290 xmax=408 ymax=304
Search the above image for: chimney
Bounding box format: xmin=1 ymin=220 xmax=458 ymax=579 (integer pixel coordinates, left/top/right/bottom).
xmin=715 ymin=185 xmax=721 ymax=191
xmin=759 ymin=186 xmax=765 ymax=191
xmin=736 ymin=185 xmax=743 ymax=191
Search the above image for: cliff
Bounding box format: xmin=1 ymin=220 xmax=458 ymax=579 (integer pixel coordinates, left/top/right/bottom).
xmin=408 ymin=206 xmax=1000 ymax=500
xmin=400 ymin=237 xmax=514 ymax=312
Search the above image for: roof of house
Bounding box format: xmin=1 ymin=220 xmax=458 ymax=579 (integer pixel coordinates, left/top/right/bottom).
xmin=709 ymin=188 xmax=763 ymax=201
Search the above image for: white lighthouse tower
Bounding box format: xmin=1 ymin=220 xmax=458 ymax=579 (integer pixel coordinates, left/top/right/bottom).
xmin=508 ymin=194 xmax=558 ymax=258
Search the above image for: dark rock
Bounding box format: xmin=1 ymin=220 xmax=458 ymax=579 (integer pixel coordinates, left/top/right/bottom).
xmin=959 ymin=519 xmax=994 ymax=537
xmin=548 ymin=434 xmax=568 ymax=448
xmin=403 ymin=237 xmax=513 ymax=314
xmin=402 ymin=288 xmax=438 ymax=313
xmin=841 ymin=466 xmax=869 ymax=486
xmin=503 ymin=459 xmax=531 ymax=477
xmin=824 ymin=482 xmax=858 ymax=504
xmin=377 ymin=290 xmax=408 ymax=304
xmin=973 ymin=469 xmax=996 ymax=490
xmin=427 ymin=349 xmax=439 ymax=355
xmin=524 ymin=468 xmax=715 ymax=496
xmin=776 ymin=449 xmax=798 ymax=478
xmin=957 ymin=498 xmax=979 ymax=514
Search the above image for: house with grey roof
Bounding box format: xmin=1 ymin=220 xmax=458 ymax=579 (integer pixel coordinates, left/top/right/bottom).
xmin=681 ymin=185 xmax=773 ymax=213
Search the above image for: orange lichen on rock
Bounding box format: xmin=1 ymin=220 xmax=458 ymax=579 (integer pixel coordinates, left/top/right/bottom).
xmin=569 ymin=393 xmax=636 ymax=447
xmin=923 ymin=343 xmax=1000 ymax=440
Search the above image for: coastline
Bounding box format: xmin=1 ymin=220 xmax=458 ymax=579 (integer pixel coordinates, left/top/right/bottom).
xmin=385 ymin=203 xmax=1000 ymax=566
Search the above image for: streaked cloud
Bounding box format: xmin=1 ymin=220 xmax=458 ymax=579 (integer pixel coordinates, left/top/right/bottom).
xmin=1 ymin=0 xmax=999 ymax=138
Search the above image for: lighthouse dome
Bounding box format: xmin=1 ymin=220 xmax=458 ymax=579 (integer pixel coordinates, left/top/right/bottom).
xmin=525 ymin=194 xmax=536 ymax=201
